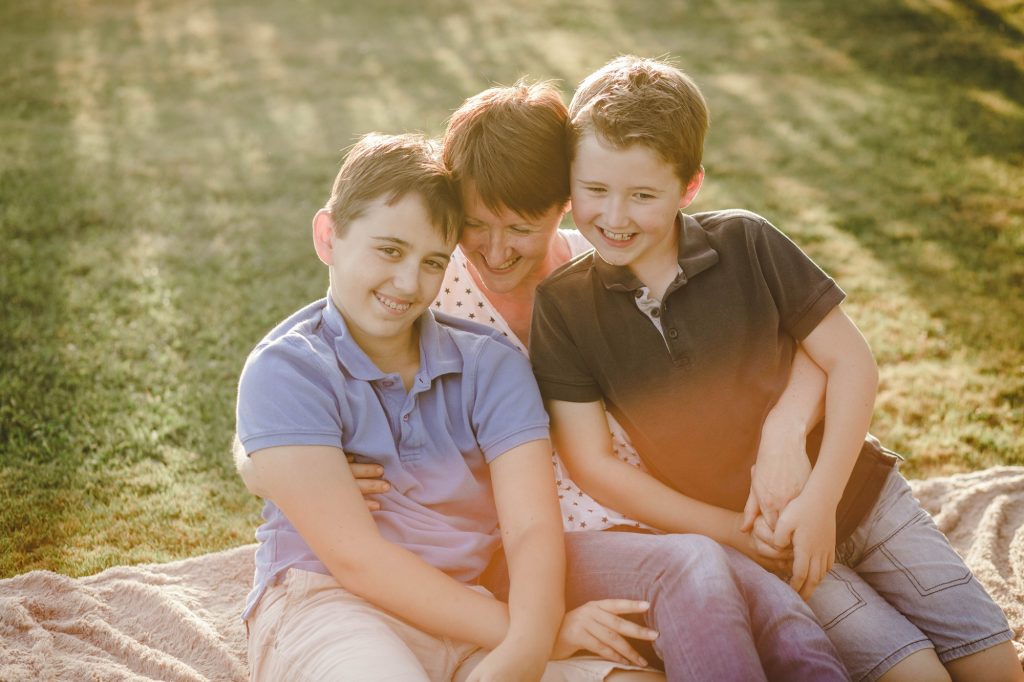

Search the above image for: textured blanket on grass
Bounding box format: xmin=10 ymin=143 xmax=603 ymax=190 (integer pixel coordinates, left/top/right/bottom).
xmin=2 ymin=467 xmax=1022 ymax=681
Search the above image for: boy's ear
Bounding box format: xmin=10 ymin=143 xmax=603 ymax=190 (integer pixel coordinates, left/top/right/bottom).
xmin=312 ymin=209 xmax=336 ymax=266
xmin=678 ymin=166 xmax=705 ymax=209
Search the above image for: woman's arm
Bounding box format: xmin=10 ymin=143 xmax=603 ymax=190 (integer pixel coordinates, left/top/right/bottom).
xmin=249 ymin=444 xmax=512 ymax=649
xmin=469 ymin=438 xmax=565 ymax=680
xmin=546 ymin=399 xmax=789 ymax=572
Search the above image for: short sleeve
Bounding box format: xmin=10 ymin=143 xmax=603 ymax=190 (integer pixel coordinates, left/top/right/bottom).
xmin=236 ymin=338 xmax=344 ymax=455
xmin=753 ymin=219 xmax=846 ymax=340
xmin=469 ymin=340 xmax=550 ymax=462
xmin=529 ymin=285 xmax=603 ymax=403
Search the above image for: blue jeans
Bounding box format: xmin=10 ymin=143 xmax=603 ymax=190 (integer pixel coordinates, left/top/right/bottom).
xmin=808 ymin=468 xmax=1013 ymax=682
xmin=562 ymin=531 xmax=848 ymax=682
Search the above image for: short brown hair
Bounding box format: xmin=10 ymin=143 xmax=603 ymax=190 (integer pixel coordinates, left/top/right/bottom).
xmin=443 ymin=79 xmax=569 ymax=220
xmin=567 ymin=55 xmax=708 ymax=184
xmin=326 ymin=132 xmax=461 ymax=242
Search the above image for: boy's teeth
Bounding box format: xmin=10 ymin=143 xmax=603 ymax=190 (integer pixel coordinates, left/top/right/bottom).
xmin=376 ymin=293 xmax=411 ymax=311
xmin=602 ymin=228 xmax=634 ymax=241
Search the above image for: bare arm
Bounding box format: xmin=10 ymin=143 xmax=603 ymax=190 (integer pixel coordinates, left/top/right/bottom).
xmin=249 ymin=444 xmax=511 ymax=649
xmin=546 ymin=399 xmax=788 ymax=572
xmin=773 ymin=305 xmax=878 ymax=598
xmin=470 ymin=439 xmax=565 ymax=679
xmin=237 ymin=435 xmax=389 ymax=509
xmin=743 ymin=346 xmax=825 ymax=530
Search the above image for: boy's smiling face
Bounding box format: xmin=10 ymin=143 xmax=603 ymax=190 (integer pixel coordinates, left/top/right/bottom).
xmin=314 ymin=192 xmax=454 ymax=351
xmin=570 ymin=131 xmax=702 ymax=286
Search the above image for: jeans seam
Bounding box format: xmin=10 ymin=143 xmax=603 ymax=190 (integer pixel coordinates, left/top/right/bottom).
xmin=935 ymin=628 xmax=1014 ymax=662
xmin=858 ymin=637 xmax=933 ymax=682
xmin=858 ymin=509 xmax=927 ymax=563
xmin=878 ymin=544 xmax=973 ymax=596
xmin=820 ymin=571 xmax=868 ymax=630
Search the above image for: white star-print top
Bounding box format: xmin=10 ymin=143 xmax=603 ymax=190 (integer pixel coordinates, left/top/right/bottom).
xmin=433 ymin=230 xmax=651 ymax=532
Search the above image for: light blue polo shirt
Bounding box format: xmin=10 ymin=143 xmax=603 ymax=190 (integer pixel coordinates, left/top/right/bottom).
xmin=236 ymin=293 xmax=550 ymax=620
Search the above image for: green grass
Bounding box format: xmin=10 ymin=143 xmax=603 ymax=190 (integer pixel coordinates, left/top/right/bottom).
xmin=1 ymin=0 xmax=1021 ymax=578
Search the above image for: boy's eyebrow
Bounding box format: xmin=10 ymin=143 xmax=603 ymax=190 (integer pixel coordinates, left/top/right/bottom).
xmin=371 ymin=236 xmax=451 ymax=260
xmin=575 ymin=178 xmax=664 ymax=193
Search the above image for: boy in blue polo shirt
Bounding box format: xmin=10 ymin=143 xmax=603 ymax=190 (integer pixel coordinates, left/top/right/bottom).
xmin=530 ymin=56 xmax=1019 ymax=682
xmin=236 ymin=133 xmax=602 ymax=681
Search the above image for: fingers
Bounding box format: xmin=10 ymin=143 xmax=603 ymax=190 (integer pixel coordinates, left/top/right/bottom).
xmin=753 ymin=535 xmax=792 ymax=561
xmin=799 ymin=554 xmax=827 ymax=601
xmin=349 ymin=462 xmax=386 ymax=480
xmin=772 ymin=513 xmax=796 ymax=550
xmin=574 ymin=601 xmax=657 ymax=668
xmin=354 ymin=477 xmax=390 ymax=495
xmin=789 ymin=544 xmax=810 ymax=598
xmin=760 ymin=505 xmax=779 ymax=531
xmin=741 ymin=488 xmax=759 ymax=533
xmin=589 ymin=599 xmax=655 ymax=617
xmin=752 ymin=516 xmax=776 ymax=547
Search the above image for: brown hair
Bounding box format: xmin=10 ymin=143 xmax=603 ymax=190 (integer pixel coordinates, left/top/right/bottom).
xmin=443 ymin=79 xmax=569 ymax=220
xmin=567 ymin=55 xmax=708 ymax=184
xmin=326 ymin=132 xmax=461 ymax=242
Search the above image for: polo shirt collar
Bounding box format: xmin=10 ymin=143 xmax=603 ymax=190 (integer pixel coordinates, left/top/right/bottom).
xmin=594 ymin=212 xmax=720 ymax=292
xmin=321 ymin=291 xmax=463 ymax=383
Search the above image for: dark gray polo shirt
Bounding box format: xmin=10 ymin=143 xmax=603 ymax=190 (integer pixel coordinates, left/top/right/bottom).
xmin=531 ymin=209 xmax=895 ymax=542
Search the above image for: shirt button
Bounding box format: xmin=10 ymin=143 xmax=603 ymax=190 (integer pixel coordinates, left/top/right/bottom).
xmin=668 ymin=328 xmax=679 ymax=339
xmin=651 ymin=308 xmax=660 ymax=318
xmin=402 ymin=414 xmax=410 ymax=422
xmin=381 ymin=380 xmax=394 ymax=388
xmin=634 ymin=290 xmax=643 ymax=299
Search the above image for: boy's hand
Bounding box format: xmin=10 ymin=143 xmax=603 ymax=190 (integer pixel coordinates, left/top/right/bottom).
xmin=735 ymin=513 xmax=793 ymax=574
xmin=466 ymin=640 xmax=546 ymax=682
xmin=346 ymin=455 xmax=389 ymax=511
xmin=741 ymin=421 xmax=812 ymax=533
xmin=772 ymin=492 xmax=836 ymax=600
xmin=552 ymin=600 xmax=657 ymax=668
xmin=751 ymin=515 xmax=793 ymax=574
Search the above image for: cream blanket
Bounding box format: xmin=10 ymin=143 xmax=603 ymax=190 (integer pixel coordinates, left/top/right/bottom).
xmin=2 ymin=467 xmax=1022 ymax=681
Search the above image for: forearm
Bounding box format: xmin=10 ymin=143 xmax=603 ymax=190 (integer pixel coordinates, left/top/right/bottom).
xmin=803 ymin=361 xmax=878 ymax=508
xmin=762 ymin=347 xmax=825 ymax=451
xmin=502 ymin=521 xmax=565 ymax=658
xmin=800 ymin=309 xmax=880 ymax=510
xmin=329 ymin=537 xmax=511 ymax=650
xmin=575 ymin=455 xmax=745 ymax=549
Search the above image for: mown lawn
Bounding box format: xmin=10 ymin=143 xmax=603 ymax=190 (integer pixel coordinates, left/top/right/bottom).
xmin=1 ymin=0 xmax=1021 ymax=578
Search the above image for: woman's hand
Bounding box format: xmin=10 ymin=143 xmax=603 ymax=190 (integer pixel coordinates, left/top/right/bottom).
xmin=346 ymin=455 xmax=390 ymax=511
xmin=552 ymin=600 xmax=658 ymax=668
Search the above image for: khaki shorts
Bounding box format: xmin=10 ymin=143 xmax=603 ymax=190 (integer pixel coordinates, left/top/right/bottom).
xmin=247 ymin=568 xmax=652 ymax=681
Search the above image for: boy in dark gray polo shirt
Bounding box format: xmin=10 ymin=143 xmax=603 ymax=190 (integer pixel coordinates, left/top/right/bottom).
xmin=530 ymin=56 xmax=1017 ymax=682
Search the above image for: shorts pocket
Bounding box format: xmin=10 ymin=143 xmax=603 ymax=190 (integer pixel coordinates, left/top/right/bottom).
xmin=877 ymin=514 xmax=973 ymax=596
xmin=811 ymin=569 xmax=867 ymax=630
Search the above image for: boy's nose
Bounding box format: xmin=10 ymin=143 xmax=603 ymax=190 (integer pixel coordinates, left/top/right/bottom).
xmin=392 ymin=263 xmax=420 ymax=294
xmin=604 ymin=198 xmax=629 ymax=229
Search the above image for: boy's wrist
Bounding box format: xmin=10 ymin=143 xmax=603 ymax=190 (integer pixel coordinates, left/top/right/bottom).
xmin=760 ymin=412 xmax=809 ymax=448
xmin=798 ymin=477 xmax=842 ymax=511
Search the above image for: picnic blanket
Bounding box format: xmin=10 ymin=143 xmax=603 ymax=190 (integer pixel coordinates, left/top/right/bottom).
xmin=2 ymin=467 xmax=1022 ymax=681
